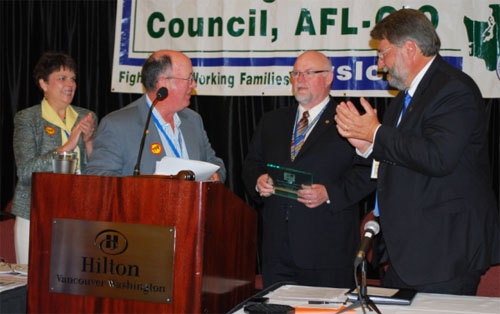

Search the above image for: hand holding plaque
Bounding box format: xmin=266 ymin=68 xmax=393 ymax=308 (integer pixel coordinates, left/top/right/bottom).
xmin=256 ymin=173 xmax=274 ymax=197
xmin=266 ymin=164 xmax=313 ymax=199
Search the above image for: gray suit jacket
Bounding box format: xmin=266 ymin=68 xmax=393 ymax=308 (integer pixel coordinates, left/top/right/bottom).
xmin=12 ymin=104 xmax=96 ymax=219
xmin=85 ymin=95 xmax=226 ymax=181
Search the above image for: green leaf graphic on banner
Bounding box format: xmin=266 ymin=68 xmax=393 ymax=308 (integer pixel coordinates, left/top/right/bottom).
xmin=463 ymin=4 xmax=500 ymax=71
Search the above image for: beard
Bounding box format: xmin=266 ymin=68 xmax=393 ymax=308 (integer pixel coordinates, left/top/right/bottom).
xmin=294 ymin=93 xmax=312 ymax=104
xmin=386 ymin=50 xmax=409 ymax=91
xmin=293 ymin=85 xmax=313 ymax=104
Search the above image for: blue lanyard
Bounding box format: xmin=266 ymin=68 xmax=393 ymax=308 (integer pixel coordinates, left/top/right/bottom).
xmin=292 ymin=105 xmax=327 ymax=149
xmin=147 ymin=104 xmax=183 ymax=158
xmin=63 ymin=130 xmax=75 ymax=152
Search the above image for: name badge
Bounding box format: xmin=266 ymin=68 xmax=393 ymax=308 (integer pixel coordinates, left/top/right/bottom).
xmin=371 ymin=160 xmax=380 ymax=179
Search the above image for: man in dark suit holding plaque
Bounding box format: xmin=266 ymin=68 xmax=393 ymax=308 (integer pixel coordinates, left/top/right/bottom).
xmin=242 ymin=51 xmax=375 ymax=288
xmin=335 ymin=9 xmax=499 ymax=295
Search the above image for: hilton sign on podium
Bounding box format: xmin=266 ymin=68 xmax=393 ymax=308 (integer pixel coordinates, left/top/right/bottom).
xmin=49 ymin=218 xmax=175 ymax=303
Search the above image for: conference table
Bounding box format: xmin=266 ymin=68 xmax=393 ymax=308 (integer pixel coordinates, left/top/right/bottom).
xmin=229 ymin=283 xmax=500 ymax=314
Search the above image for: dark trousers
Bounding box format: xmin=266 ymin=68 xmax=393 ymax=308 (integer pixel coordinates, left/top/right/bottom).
xmin=382 ymin=264 xmax=482 ymax=295
xmin=262 ymin=222 xmax=355 ymax=289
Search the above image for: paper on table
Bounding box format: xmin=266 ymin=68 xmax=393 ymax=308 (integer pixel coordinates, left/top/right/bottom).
xmin=294 ymin=306 xmax=355 ymax=313
xmin=266 ymin=285 xmax=348 ymax=303
xmin=154 ymin=156 xmax=220 ymax=181
xmin=0 ymin=263 xmax=28 ymax=275
xmin=0 ymin=272 xmax=27 ymax=293
xmin=364 ymin=286 xmax=399 ymax=297
xmin=346 ymin=286 xmax=416 ymax=305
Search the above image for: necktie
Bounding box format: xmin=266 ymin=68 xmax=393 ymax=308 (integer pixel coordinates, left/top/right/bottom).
xmin=291 ymin=111 xmax=309 ymax=161
xmin=401 ymin=92 xmax=412 ymax=118
xmin=374 ymin=91 xmax=413 ymax=216
xmin=395 ymin=92 xmax=412 ymax=129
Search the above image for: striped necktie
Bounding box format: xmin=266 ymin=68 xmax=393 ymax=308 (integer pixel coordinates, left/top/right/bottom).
xmin=291 ymin=111 xmax=309 ymax=161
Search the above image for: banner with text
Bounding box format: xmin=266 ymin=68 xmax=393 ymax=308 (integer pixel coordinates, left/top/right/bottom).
xmin=111 ymin=0 xmax=500 ymax=97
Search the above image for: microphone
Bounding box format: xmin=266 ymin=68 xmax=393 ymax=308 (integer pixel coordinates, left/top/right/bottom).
xmin=133 ymin=87 xmax=168 ymax=176
xmin=175 ymin=170 xmax=195 ymax=180
xmin=354 ymin=220 xmax=380 ymax=267
xmin=134 ymin=170 xmax=195 ymax=181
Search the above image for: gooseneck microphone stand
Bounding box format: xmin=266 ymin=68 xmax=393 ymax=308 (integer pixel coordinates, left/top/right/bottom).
xmin=337 ymin=218 xmax=381 ymax=314
xmin=133 ymin=87 xmax=168 ymax=176
xmin=336 ymin=257 xmax=381 ymax=314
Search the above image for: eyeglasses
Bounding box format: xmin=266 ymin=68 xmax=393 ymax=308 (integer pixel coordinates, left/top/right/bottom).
xmin=161 ymin=74 xmax=194 ymax=84
xmin=0 ymin=259 xmax=28 ymax=274
xmin=377 ymin=47 xmax=393 ymax=60
xmin=289 ymin=70 xmax=330 ymax=79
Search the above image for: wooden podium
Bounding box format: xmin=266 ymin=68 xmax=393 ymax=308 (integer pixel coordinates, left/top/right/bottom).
xmin=28 ymin=172 xmax=257 ymax=313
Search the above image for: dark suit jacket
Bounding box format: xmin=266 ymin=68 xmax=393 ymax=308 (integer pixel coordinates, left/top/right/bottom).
xmin=85 ymin=95 xmax=226 ymax=181
xmin=374 ymin=55 xmax=499 ymax=286
xmin=242 ymin=99 xmax=375 ymax=270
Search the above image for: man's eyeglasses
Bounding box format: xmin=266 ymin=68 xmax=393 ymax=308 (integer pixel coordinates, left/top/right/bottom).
xmin=289 ymin=70 xmax=330 ymax=79
xmin=161 ymin=74 xmax=194 ymax=83
xmin=377 ymin=47 xmax=393 ymax=60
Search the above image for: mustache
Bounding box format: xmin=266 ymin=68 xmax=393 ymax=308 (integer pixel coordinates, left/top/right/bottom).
xmin=295 ymin=84 xmax=308 ymax=89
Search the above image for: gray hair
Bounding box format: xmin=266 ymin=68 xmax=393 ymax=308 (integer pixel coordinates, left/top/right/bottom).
xmin=141 ymin=54 xmax=172 ymax=92
xmin=324 ymin=56 xmax=333 ymax=72
xmin=370 ymin=9 xmax=440 ymax=57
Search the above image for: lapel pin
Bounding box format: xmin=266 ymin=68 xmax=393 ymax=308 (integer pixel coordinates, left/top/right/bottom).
xmin=150 ymin=143 xmax=162 ymax=155
xmin=45 ymin=126 xmax=56 ymax=135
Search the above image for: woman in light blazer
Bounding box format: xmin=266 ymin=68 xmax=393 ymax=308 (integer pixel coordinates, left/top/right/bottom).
xmin=12 ymin=51 xmax=97 ymax=264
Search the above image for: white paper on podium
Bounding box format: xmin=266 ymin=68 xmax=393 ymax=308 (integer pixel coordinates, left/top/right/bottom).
xmin=154 ymin=157 xmax=220 ymax=181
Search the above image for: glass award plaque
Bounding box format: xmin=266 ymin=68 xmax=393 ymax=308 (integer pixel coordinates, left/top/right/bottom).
xmin=266 ymin=164 xmax=313 ymax=199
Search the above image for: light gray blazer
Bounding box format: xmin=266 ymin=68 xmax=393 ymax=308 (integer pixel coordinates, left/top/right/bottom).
xmin=12 ymin=104 xmax=96 ymax=219
xmin=85 ymin=95 xmax=226 ymax=181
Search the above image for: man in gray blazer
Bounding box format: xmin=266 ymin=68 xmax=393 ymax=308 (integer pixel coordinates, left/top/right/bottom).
xmin=85 ymin=50 xmax=226 ymax=181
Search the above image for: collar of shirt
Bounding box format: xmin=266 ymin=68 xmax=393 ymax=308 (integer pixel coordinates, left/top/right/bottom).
xmin=145 ymin=95 xmax=182 ymax=132
xmin=296 ymin=95 xmax=330 ymax=140
xmin=145 ymin=95 xmax=189 ymax=159
xmin=363 ymin=57 xmax=436 ymax=157
xmin=298 ymin=95 xmax=329 ymax=122
xmin=407 ymin=56 xmax=436 ymax=97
